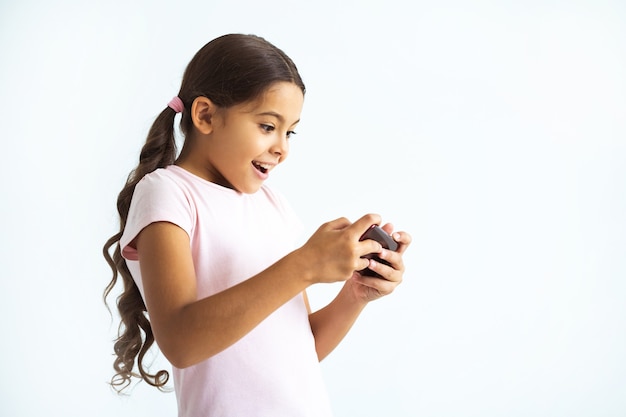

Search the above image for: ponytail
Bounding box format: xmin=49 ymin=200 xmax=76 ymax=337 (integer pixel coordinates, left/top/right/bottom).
xmin=103 ymin=33 xmax=305 ymax=393
xmin=103 ymin=105 xmax=180 ymax=392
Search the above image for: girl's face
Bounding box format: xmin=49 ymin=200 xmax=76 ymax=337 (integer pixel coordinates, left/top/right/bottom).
xmin=194 ymin=81 xmax=304 ymax=194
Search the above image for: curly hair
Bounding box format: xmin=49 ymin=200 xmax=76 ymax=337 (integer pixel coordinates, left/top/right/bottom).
xmin=103 ymin=33 xmax=305 ymax=392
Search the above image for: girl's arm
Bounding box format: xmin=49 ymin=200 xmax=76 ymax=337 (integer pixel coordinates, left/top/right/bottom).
xmin=135 ymin=214 xmax=383 ymax=368
xmin=306 ymin=227 xmax=412 ymax=360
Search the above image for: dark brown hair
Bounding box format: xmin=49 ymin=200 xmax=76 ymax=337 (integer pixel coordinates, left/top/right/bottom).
xmin=103 ymin=34 xmax=305 ymax=392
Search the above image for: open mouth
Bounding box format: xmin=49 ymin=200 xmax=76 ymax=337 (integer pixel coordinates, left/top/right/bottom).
xmin=252 ymin=161 xmax=271 ymax=174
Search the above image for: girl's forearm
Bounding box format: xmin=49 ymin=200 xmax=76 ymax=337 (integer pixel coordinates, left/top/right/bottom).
xmin=308 ymin=280 xmax=367 ymax=361
xmin=140 ymin=238 xmax=314 ymax=369
xmin=171 ymin=263 xmax=311 ymax=366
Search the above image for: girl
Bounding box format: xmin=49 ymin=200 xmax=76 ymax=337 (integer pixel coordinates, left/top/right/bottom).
xmin=103 ymin=33 xmax=411 ymax=416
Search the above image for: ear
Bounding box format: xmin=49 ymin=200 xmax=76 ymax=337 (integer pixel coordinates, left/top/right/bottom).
xmin=191 ymin=96 xmax=217 ymax=135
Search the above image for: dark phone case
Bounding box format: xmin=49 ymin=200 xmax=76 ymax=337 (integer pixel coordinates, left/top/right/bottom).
xmin=358 ymin=225 xmax=398 ymax=277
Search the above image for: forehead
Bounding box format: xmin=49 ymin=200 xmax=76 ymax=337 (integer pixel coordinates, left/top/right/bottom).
xmin=236 ymin=82 xmax=304 ymax=120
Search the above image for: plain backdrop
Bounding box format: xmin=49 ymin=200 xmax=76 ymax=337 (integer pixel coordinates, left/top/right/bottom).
xmin=1 ymin=0 xmax=625 ymax=416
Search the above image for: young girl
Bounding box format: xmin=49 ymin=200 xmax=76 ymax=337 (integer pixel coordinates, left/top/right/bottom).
xmin=103 ymin=33 xmax=411 ymax=416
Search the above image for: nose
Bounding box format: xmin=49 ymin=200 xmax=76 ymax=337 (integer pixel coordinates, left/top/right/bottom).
xmin=270 ymin=133 xmax=289 ymax=159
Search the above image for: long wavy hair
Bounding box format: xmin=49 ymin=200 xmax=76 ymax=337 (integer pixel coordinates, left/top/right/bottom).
xmin=103 ymin=33 xmax=305 ymax=392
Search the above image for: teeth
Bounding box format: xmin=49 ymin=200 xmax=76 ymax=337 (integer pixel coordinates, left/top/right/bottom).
xmin=254 ymin=162 xmax=272 ymax=172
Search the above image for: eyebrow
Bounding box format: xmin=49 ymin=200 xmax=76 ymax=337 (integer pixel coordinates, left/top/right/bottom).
xmin=257 ymin=111 xmax=300 ymax=126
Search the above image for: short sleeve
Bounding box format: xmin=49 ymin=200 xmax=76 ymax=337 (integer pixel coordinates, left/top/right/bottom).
xmin=120 ymin=171 xmax=195 ymax=261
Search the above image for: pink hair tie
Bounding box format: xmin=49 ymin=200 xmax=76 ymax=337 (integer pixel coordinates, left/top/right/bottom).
xmin=168 ymin=96 xmax=184 ymax=113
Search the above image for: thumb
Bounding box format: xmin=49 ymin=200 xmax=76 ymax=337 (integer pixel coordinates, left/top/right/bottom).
xmin=349 ymin=213 xmax=382 ymax=238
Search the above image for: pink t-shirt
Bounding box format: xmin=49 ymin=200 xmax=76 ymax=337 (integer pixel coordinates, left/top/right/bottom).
xmin=120 ymin=165 xmax=333 ymax=417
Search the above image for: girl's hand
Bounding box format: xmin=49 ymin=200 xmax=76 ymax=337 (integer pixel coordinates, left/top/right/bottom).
xmin=348 ymin=223 xmax=412 ymax=303
xmin=297 ymin=214 xmax=385 ymax=285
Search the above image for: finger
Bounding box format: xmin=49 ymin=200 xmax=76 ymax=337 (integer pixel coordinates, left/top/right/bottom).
xmin=354 ymin=270 xmax=400 ymax=294
xmin=380 ymin=222 xmax=394 ymax=236
xmin=349 ymin=213 xmax=382 ymax=238
xmin=357 ymin=240 xmax=384 ymax=261
xmin=367 ymin=257 xmax=403 ymax=282
xmin=391 ymin=231 xmax=412 ymax=254
xmin=357 ymin=256 xmax=372 ymax=272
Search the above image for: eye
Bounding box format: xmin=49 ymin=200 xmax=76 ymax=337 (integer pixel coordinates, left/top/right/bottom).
xmin=286 ymin=130 xmax=297 ymax=139
xmin=260 ymin=124 xmax=275 ymax=133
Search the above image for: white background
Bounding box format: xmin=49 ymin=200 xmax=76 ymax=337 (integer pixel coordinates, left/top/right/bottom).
xmin=1 ymin=0 xmax=625 ymax=416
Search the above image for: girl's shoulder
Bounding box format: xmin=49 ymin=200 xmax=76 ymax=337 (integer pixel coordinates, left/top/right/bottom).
xmin=138 ymin=165 xmax=195 ymax=188
xmin=136 ymin=165 xmax=229 ymax=196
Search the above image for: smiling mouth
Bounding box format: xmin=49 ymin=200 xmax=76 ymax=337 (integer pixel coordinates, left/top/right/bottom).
xmin=252 ymin=161 xmax=271 ymax=174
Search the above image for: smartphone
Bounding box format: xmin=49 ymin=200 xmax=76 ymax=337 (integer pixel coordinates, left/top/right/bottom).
xmin=359 ymin=224 xmax=398 ymax=277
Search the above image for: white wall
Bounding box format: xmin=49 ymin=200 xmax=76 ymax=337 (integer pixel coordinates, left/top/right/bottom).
xmin=1 ymin=0 xmax=625 ymax=416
